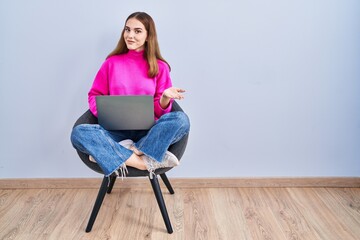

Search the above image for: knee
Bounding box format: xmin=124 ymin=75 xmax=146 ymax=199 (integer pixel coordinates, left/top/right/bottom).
xmin=159 ymin=111 xmax=190 ymax=132
xmin=71 ymin=125 xmax=83 ymax=147
xmin=173 ymin=111 xmax=190 ymax=133
xmin=70 ymin=124 xmax=91 ymax=148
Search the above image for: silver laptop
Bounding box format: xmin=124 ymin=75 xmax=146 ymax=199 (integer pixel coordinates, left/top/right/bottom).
xmin=96 ymin=95 xmax=155 ymax=130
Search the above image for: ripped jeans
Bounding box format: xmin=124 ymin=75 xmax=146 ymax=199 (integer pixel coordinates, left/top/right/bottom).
xmin=70 ymin=111 xmax=190 ymax=176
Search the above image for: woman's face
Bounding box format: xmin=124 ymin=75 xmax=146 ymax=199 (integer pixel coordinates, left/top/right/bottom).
xmin=124 ymin=18 xmax=147 ymax=52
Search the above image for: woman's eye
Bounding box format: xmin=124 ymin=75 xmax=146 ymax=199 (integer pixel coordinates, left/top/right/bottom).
xmin=125 ymin=28 xmax=130 ymax=32
xmin=135 ymin=30 xmax=141 ymax=34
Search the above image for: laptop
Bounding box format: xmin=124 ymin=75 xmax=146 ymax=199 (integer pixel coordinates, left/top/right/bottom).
xmin=96 ymin=95 xmax=155 ymax=130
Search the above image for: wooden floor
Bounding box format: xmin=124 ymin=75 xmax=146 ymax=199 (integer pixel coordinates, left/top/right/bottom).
xmin=0 ymin=180 xmax=359 ymax=239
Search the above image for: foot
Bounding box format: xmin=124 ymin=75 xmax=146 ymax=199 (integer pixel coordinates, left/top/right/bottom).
xmin=142 ymin=151 xmax=180 ymax=171
xmin=119 ymin=139 xmax=180 ymax=173
xmin=89 ymin=155 xmax=96 ymax=163
xmin=141 ymin=152 xmax=179 ymax=178
xmin=130 ymin=146 xmax=143 ymax=156
xmin=119 ymin=139 xmax=143 ymax=155
xmin=125 ymin=153 xmax=147 ymax=170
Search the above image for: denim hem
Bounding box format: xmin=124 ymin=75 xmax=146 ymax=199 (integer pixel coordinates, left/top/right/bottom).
xmin=105 ymin=162 xmax=128 ymax=178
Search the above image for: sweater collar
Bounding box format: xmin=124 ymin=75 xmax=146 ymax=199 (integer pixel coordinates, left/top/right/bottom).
xmin=127 ymin=50 xmax=145 ymax=58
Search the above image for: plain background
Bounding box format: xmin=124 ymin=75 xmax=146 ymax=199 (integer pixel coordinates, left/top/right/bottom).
xmin=0 ymin=0 xmax=359 ymax=178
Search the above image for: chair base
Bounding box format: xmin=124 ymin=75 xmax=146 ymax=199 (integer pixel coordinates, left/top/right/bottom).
xmin=85 ymin=173 xmax=174 ymax=234
xmin=149 ymin=175 xmax=173 ymax=234
xmin=86 ymin=176 xmax=109 ymax=232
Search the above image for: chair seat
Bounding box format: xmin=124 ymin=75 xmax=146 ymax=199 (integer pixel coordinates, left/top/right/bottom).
xmin=73 ymin=101 xmax=188 ymax=177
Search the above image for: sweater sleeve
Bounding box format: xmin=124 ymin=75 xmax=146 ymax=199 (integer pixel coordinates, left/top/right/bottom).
xmin=88 ymin=61 xmax=109 ymax=117
xmin=154 ymin=61 xmax=173 ymax=119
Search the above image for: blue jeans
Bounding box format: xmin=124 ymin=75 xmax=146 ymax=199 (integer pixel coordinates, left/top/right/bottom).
xmin=71 ymin=111 xmax=190 ymax=176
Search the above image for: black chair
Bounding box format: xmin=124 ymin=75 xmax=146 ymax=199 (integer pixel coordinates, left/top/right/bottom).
xmin=72 ymin=101 xmax=189 ymax=234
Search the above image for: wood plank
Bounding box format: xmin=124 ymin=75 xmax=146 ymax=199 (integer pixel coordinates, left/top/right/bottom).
xmin=208 ymin=188 xmax=251 ymax=239
xmin=1 ymin=187 xmax=359 ymax=239
xmin=183 ymin=189 xmax=220 ymax=239
xmin=326 ymin=188 xmax=360 ymax=225
xmin=262 ymin=188 xmax=322 ymax=239
xmin=287 ymin=188 xmax=358 ymax=240
xmin=235 ymin=188 xmax=289 ymax=239
xmin=319 ymin=188 xmax=360 ymax=235
xmin=1 ymin=177 xmax=359 ymax=189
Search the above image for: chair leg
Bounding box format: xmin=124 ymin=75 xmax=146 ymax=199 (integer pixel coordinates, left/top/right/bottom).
xmin=107 ymin=175 xmax=117 ymax=194
xmin=149 ymin=175 xmax=173 ymax=234
xmin=86 ymin=176 xmax=109 ymax=232
xmin=160 ymin=173 xmax=175 ymax=194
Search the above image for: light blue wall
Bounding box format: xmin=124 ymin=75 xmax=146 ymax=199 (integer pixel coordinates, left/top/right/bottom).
xmin=1 ymin=0 xmax=359 ymax=178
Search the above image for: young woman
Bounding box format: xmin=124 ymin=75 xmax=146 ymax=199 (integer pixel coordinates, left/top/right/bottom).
xmin=71 ymin=12 xmax=190 ymax=178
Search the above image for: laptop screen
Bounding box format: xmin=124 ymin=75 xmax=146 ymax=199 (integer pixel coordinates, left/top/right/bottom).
xmin=96 ymin=95 xmax=154 ymax=130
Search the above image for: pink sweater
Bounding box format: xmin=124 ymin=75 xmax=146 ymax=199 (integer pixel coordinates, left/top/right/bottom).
xmin=88 ymin=50 xmax=173 ymax=119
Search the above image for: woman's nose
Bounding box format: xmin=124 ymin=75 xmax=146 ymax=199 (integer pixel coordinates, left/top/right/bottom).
xmin=128 ymin=31 xmax=135 ymax=38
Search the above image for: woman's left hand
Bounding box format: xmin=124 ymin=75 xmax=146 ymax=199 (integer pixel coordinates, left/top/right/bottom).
xmin=162 ymin=87 xmax=186 ymax=100
xmin=160 ymin=87 xmax=186 ymax=109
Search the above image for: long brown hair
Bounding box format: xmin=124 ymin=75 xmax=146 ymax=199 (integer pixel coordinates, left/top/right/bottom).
xmin=107 ymin=12 xmax=170 ymax=78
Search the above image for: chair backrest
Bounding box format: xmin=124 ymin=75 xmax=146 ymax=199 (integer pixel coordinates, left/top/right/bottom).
xmin=72 ymin=101 xmax=189 ymax=175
